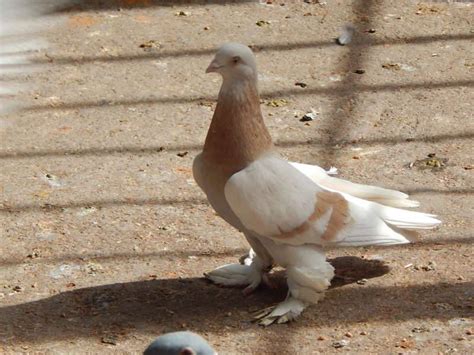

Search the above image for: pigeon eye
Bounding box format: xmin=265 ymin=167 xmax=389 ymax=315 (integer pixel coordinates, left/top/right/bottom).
xmin=232 ymin=56 xmax=241 ymax=64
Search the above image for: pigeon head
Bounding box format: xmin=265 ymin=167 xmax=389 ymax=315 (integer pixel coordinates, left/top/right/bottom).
xmin=206 ymin=43 xmax=257 ymax=81
xmin=144 ymin=331 xmax=216 ymax=355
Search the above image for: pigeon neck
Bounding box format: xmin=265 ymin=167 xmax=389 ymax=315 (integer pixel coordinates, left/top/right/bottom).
xmin=203 ymin=79 xmax=274 ymax=174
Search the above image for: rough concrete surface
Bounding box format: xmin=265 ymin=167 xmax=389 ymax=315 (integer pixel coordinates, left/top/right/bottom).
xmin=1 ymin=0 xmax=473 ymax=353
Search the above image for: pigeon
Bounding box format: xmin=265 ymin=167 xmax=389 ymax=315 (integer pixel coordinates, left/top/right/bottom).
xmin=0 ymin=0 xmax=70 ymax=115
xmin=193 ymin=43 xmax=441 ymax=326
xmin=144 ymin=331 xmax=217 ymax=355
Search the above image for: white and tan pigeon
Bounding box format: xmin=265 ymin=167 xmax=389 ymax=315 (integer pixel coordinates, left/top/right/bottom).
xmin=193 ymin=43 xmax=441 ymax=326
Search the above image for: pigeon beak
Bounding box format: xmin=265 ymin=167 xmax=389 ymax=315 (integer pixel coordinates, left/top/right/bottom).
xmin=206 ymin=59 xmax=222 ymax=73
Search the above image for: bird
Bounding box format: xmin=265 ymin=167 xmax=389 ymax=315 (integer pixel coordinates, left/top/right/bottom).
xmin=193 ymin=43 xmax=441 ymax=326
xmin=0 ymin=0 xmax=70 ymax=115
xmin=144 ymin=331 xmax=217 ymax=355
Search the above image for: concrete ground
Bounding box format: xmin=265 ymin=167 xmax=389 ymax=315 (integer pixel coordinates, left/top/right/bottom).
xmin=1 ymin=0 xmax=473 ymax=353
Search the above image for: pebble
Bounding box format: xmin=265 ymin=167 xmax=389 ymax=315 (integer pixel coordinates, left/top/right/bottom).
xmin=353 ymin=69 xmax=365 ymax=74
xmin=466 ymin=329 xmax=473 ymax=335
xmin=360 ymin=331 xmax=368 ymax=335
xmin=357 ymin=278 xmax=368 ymax=285
xmin=345 ymin=332 xmax=353 ymax=338
xmin=317 ymin=336 xmax=326 ymax=341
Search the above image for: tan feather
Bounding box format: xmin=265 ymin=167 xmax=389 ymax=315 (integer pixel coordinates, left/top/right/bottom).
xmin=273 ymin=190 xmax=353 ymax=242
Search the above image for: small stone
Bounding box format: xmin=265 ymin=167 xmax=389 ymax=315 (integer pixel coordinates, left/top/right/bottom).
xmin=175 ymin=11 xmax=189 ymax=16
xmin=345 ymin=332 xmax=353 ymax=338
xmin=367 ymin=28 xmax=376 ymax=33
xmin=203 ymin=26 xmax=210 ymax=30
xmin=177 ymin=152 xmax=188 ymax=157
xmin=13 ymin=285 xmax=23 ymax=292
xmin=456 ymin=336 xmax=466 ymax=341
xmin=317 ymin=335 xmax=326 ymax=341
xmin=356 ymin=278 xmax=367 ymax=285
xmin=360 ymin=331 xmax=368 ymax=335
xmin=332 ymin=340 xmax=349 ymax=348
xmin=465 ymin=329 xmax=473 ymax=335
xmin=354 ymin=69 xmax=365 ymax=74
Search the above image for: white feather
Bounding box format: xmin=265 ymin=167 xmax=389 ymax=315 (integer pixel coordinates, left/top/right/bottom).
xmin=291 ymin=162 xmax=420 ymax=208
xmin=225 ymin=155 xmax=440 ymax=248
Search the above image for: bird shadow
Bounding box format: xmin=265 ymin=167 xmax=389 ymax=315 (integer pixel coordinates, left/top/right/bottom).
xmin=0 ymin=257 xmax=471 ymax=346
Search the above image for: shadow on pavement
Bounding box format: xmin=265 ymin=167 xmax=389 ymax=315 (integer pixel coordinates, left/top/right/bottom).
xmin=1 ymin=256 xmax=471 ymax=345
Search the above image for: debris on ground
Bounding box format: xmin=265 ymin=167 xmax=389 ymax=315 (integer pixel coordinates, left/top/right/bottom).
xmin=332 ymin=339 xmax=349 ymax=348
xmin=49 ymin=264 xmax=81 ymax=279
xmin=408 ymin=153 xmax=448 ymax=171
xmin=353 ymin=69 xmax=365 ymax=74
xmin=198 ymin=100 xmax=214 ymax=108
xmin=77 ymin=206 xmax=97 ymax=217
xmin=415 ymin=4 xmax=444 ymax=15
xmin=300 ymin=109 xmax=319 ymax=122
xmin=412 ymin=326 xmax=430 ymax=333
xmin=294 ymin=82 xmax=307 ymax=88
xmin=397 ymin=338 xmax=415 ymax=349
xmin=256 ymin=20 xmax=271 ymax=26
xmin=101 ymin=334 xmax=119 ymax=345
xmin=177 ymin=152 xmax=189 ymax=157
xmin=175 ymin=11 xmax=190 ymax=17
xmin=86 ymin=262 xmax=104 ymax=275
xmin=41 ymin=173 xmax=63 ymax=188
xmin=139 ymin=40 xmax=160 ymax=51
xmin=382 ymin=63 xmax=416 ymax=72
xmin=265 ymin=99 xmax=288 ymax=107
xmin=337 ymin=24 xmax=355 ymax=45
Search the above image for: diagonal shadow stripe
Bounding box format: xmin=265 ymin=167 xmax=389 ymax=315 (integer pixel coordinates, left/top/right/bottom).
xmin=17 ymin=79 xmax=474 ymax=112
xmin=1 ymin=131 xmax=472 ymax=160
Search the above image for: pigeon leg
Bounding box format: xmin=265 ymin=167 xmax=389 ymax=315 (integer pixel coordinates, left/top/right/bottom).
xmin=205 ymin=254 xmax=267 ymax=293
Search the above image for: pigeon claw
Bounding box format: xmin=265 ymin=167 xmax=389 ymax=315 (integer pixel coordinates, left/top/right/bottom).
xmin=251 ymin=306 xmax=292 ymax=326
xmin=252 ymin=297 xmax=307 ymax=326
